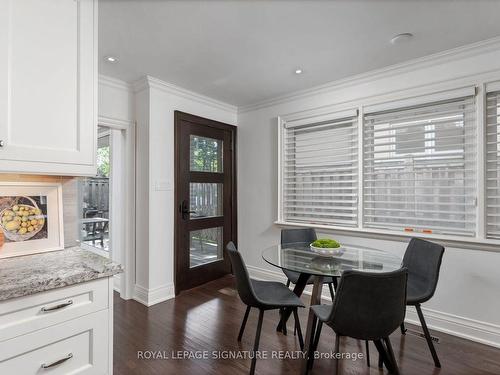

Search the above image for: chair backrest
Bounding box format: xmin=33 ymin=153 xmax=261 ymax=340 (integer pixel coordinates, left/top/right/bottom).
xmin=327 ymin=268 xmax=408 ymax=340
xmin=226 ymin=242 xmax=259 ymax=307
xmin=281 ymin=228 xmax=317 ymax=245
xmin=403 ymin=238 xmax=445 ymax=303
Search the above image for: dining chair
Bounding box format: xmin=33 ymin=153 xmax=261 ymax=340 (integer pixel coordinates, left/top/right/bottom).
xmin=281 ymin=228 xmax=337 ymax=299
xmin=226 ymin=242 xmax=305 ymax=375
xmin=400 ymin=238 xmax=445 ymax=368
xmin=308 ymin=268 xmax=408 ymax=375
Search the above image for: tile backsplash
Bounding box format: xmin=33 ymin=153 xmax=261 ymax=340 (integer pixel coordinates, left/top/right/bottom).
xmin=0 ymin=174 xmax=79 ymax=247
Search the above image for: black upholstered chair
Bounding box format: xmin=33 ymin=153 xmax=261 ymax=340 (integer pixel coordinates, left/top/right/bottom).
xmin=400 ymin=238 xmax=445 ymax=368
xmin=281 ymin=228 xmax=337 ymax=299
xmin=308 ymin=268 xmax=408 ymax=375
xmin=227 ymin=242 xmax=305 ymax=375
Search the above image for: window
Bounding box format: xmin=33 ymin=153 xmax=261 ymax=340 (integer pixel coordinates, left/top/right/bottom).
xmin=281 ymin=111 xmax=358 ymax=227
xmin=486 ymin=91 xmax=500 ymax=239
xmin=363 ymin=97 xmax=477 ymax=236
xmin=276 ymin=84 xmax=500 ymax=244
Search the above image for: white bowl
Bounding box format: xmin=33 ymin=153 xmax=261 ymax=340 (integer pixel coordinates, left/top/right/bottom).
xmin=310 ymin=245 xmax=345 ymax=257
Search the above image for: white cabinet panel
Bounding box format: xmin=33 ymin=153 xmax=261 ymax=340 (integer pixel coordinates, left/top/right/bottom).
xmin=0 ymin=309 xmax=108 ymax=374
xmin=0 ymin=0 xmax=97 ymax=175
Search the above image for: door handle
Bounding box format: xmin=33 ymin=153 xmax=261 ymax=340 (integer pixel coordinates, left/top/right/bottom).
xmin=180 ymin=200 xmax=196 ymax=220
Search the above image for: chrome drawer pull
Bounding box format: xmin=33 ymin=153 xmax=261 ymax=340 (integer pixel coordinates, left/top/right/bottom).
xmin=40 ymin=300 xmax=73 ymax=312
xmin=41 ymin=353 xmax=73 ymax=369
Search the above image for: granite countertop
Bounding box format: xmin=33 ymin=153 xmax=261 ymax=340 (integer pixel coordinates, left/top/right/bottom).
xmin=0 ymin=247 xmax=122 ymax=301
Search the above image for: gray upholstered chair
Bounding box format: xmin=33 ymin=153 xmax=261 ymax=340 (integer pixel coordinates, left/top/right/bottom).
xmin=400 ymin=238 xmax=445 ymax=367
xmin=227 ymin=242 xmax=305 ymax=375
xmin=281 ymin=228 xmax=337 ymax=299
xmin=308 ymin=268 xmax=408 ymax=375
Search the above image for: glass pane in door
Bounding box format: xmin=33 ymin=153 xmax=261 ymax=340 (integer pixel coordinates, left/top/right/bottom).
xmin=189 ymin=227 xmax=223 ymax=268
xmin=190 ymin=135 xmax=223 ymax=172
xmin=189 ymin=183 xmax=222 ymax=219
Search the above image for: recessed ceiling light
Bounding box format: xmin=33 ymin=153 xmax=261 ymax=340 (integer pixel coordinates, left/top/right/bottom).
xmin=295 ymin=68 xmax=303 ymax=75
xmin=390 ymin=33 xmax=414 ymax=45
xmin=105 ymin=56 xmax=118 ymax=63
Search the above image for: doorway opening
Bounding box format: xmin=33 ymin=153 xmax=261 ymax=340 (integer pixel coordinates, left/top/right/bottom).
xmin=79 ymin=127 xmax=111 ymax=257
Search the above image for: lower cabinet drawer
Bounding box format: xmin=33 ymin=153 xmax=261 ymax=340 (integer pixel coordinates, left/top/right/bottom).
xmin=0 ymin=309 xmax=109 ymax=374
xmin=0 ymin=278 xmax=109 ymax=342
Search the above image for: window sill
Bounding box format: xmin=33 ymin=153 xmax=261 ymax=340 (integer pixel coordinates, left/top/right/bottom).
xmin=274 ymin=221 xmax=500 ymax=253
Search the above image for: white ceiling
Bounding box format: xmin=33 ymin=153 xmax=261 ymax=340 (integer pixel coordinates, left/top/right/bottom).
xmin=99 ymin=0 xmax=500 ymax=107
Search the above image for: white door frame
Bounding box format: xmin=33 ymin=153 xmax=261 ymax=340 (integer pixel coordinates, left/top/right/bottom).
xmin=98 ymin=115 xmax=136 ymax=300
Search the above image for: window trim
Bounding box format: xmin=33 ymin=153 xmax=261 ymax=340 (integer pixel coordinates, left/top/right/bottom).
xmin=277 ymin=79 xmax=500 ymax=251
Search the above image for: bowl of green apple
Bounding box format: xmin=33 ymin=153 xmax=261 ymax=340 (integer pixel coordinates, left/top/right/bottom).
xmin=310 ymin=238 xmax=345 ymax=257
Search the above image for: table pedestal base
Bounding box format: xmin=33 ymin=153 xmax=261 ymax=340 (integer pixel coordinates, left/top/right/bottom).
xmin=300 ymin=276 xmax=323 ymax=375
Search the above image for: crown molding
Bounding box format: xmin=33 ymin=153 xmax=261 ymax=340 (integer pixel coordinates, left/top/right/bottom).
xmin=98 ymin=115 xmax=134 ymax=130
xmin=98 ymin=74 xmax=133 ymax=92
xmin=132 ymin=75 xmax=238 ymax=114
xmin=239 ymin=35 xmax=500 ymax=114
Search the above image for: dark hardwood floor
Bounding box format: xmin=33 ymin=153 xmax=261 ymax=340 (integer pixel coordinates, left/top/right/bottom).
xmin=114 ymin=276 xmax=500 ymax=375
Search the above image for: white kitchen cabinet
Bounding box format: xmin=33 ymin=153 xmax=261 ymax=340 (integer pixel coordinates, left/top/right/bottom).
xmin=0 ymin=0 xmax=97 ymax=176
xmin=0 ymin=277 xmax=114 ymax=374
xmin=0 ymin=309 xmax=109 ymax=374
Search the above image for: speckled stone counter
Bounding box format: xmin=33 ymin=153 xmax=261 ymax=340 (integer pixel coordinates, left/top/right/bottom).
xmin=0 ymin=247 xmax=122 ymax=301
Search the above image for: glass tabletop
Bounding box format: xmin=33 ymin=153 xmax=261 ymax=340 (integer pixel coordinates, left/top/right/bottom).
xmin=262 ymin=242 xmax=402 ymax=277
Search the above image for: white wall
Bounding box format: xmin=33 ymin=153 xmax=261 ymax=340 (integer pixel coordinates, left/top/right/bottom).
xmin=99 ymin=76 xmax=135 ymax=123
xmin=237 ymin=39 xmax=500 ymax=348
xmin=98 ymin=75 xmax=136 ymax=298
xmin=134 ymin=76 xmax=237 ymax=305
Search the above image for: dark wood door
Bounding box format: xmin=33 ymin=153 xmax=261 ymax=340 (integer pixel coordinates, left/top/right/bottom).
xmin=174 ymin=111 xmax=237 ymax=294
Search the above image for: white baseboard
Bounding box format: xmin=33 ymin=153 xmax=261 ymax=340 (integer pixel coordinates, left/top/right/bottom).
xmin=246 ymin=264 xmax=500 ymax=348
xmin=113 ymin=274 xmax=121 ymax=294
xmin=405 ymin=306 xmax=500 ymax=349
xmin=133 ymin=283 xmax=175 ymax=307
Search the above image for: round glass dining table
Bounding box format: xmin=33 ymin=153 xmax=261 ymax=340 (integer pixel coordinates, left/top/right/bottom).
xmin=262 ymin=242 xmax=402 ymax=277
xmin=262 ymin=242 xmax=403 ymax=375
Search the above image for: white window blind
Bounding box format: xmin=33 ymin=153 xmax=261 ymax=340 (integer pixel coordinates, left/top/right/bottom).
xmin=486 ymin=91 xmax=500 ymax=239
xmin=363 ymin=96 xmax=477 ymax=236
xmin=282 ymin=113 xmax=358 ymax=227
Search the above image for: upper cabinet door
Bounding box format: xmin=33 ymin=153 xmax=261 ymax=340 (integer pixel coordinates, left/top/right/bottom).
xmin=0 ymin=0 xmax=97 ymax=176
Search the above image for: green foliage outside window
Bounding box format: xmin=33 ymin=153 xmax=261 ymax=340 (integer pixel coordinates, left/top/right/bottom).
xmin=97 ymin=146 xmax=110 ymax=177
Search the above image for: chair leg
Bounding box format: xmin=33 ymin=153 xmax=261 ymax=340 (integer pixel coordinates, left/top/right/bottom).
xmin=250 ymin=309 xmax=264 ymax=375
xmin=238 ymin=306 xmax=251 ymax=341
xmin=400 ymin=322 xmax=407 ymax=335
xmin=305 ymin=317 xmax=318 ymax=372
xmin=365 ymin=340 xmax=370 ymax=367
xmin=307 ymin=319 xmax=323 ymax=370
xmin=415 ymin=304 xmax=441 ymax=368
xmin=384 ymin=336 xmax=400 ymax=375
xmin=293 ymin=308 xmax=304 ymax=351
xmin=280 ymin=278 xmax=290 ymax=335
xmin=328 ymin=283 xmax=335 ymax=300
xmin=312 ymin=321 xmax=323 ymax=353
xmin=334 ymin=334 xmax=340 ymax=375
xmin=308 ymin=320 xmax=323 ymax=370
xmin=278 ymin=309 xmax=288 ymax=336
xmin=373 ymin=339 xmax=390 ymax=371
xmin=332 ymin=277 xmax=338 ymax=290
